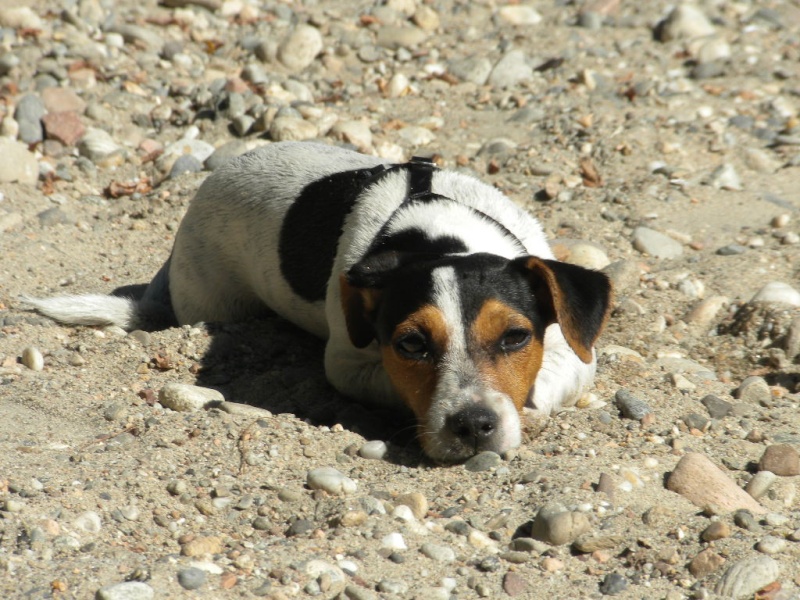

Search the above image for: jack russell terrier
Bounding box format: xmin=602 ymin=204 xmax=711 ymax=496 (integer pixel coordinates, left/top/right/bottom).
xmin=25 ymin=141 xmax=612 ymax=462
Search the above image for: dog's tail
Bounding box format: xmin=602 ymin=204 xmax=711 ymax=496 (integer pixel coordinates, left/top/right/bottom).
xmin=22 ymin=260 xmax=176 ymax=331
xmin=20 ymin=294 xmax=143 ymax=329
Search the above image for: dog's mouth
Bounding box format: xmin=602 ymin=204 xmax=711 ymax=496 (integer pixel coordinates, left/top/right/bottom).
xmin=417 ymin=393 xmax=522 ymax=463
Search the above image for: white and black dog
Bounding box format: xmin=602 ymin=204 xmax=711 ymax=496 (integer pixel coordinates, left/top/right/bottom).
xmin=25 ymin=141 xmax=611 ymax=462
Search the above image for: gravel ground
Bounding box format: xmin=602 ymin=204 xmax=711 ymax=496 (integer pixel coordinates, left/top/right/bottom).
xmin=2 ymin=0 xmax=800 ymax=598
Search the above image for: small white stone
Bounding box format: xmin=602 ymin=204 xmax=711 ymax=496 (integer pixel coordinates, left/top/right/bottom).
xmin=392 ymin=504 xmax=416 ymax=522
xmin=381 ymin=532 xmax=407 ymax=551
xmin=751 ymin=282 xmax=800 ymax=307
xmin=73 ymin=511 xmax=102 ymax=534
xmin=497 ymin=5 xmax=542 ymax=26
xmin=306 ymin=467 xmax=357 ymax=495
xmin=21 ymin=346 xmax=44 ymax=371
xmin=358 ymin=440 xmax=388 ymax=460
xmin=158 ymin=383 xmax=223 ymax=412
xmin=420 ymin=542 xmax=456 ymax=562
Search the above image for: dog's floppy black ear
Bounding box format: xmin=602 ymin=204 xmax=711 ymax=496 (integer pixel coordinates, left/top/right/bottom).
xmin=516 ymin=256 xmax=612 ymax=364
xmin=339 ymin=252 xmax=403 ymax=348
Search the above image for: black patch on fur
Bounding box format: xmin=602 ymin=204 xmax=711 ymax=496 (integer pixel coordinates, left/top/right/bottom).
xmin=280 ymin=167 xmax=380 ymax=302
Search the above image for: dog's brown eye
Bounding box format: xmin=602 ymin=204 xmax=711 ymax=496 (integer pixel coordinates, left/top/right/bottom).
xmin=500 ymin=328 xmax=531 ymax=352
xmin=395 ymin=333 xmax=429 ymax=360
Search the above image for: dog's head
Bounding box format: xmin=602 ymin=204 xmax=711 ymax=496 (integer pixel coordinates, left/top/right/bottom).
xmin=340 ymin=252 xmax=611 ymax=462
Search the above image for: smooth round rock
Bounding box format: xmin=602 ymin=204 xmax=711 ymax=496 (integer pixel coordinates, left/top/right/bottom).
xmin=0 ymin=138 xmax=39 ymax=184
xmin=745 ymin=471 xmax=777 ymax=500
xmin=614 ymin=389 xmax=652 ymax=420
xmin=464 ymin=451 xmax=501 ymax=472
xmin=657 ymin=4 xmax=715 ymax=42
xmin=358 ymin=440 xmax=388 ymax=460
xmin=21 ymin=346 xmax=44 ymax=371
xmin=420 ymin=542 xmax=455 ymax=562
xmin=735 ymin=376 xmax=771 ymax=405
xmin=756 ymin=536 xmax=786 ymax=555
xmin=177 ymin=567 xmax=206 ymax=591
xmin=599 ymin=573 xmax=627 ymax=596
xmin=169 ymin=154 xmax=203 ymax=179
xmin=750 ymin=282 xmax=800 ymax=306
xmin=488 ymin=49 xmax=533 ymax=89
xmin=277 ymin=25 xmax=322 ymax=71
xmin=73 ymin=511 xmax=102 ymax=534
xmin=530 ymin=504 xmax=592 ymax=546
xmin=714 ymin=556 xmax=780 ymax=598
xmin=395 ymin=492 xmax=428 ymax=520
xmin=758 ymin=444 xmax=800 ymax=476
xmin=497 ymin=5 xmax=542 ymax=26
xmin=158 ymin=383 xmax=224 ymax=412
xmin=95 ymin=582 xmax=154 ymax=600
xmin=632 ymin=227 xmax=683 ymax=259
xmin=306 ymin=467 xmax=357 ymax=495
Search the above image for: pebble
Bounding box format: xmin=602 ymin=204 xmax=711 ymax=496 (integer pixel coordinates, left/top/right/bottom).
xmin=0 ymin=138 xmax=39 ymax=184
xmin=78 ymin=128 xmax=121 ymax=162
xmin=464 ymin=450 xmax=501 ymax=472
xmin=177 ymin=567 xmax=206 ymax=590
xmin=750 ymin=281 xmax=800 ymax=306
xmin=419 ymin=542 xmax=455 ymax=562
xmin=632 ymin=227 xmax=683 ymax=259
xmin=14 ymin=93 xmax=45 ymax=144
xmin=376 ymin=25 xmax=427 ymax=50
xmin=706 ymin=163 xmax=743 ymax=191
xmin=205 ymin=140 xmax=249 ymax=171
xmin=614 ymin=389 xmax=652 ymax=420
xmin=745 ymin=471 xmax=777 ymax=500
xmin=41 ymin=87 xmax=86 ymax=114
xmin=488 ymin=50 xmax=533 ymax=89
xmin=530 ymin=503 xmax=592 ymax=546
xmin=277 ymin=25 xmax=323 ymax=72
xmin=598 ymin=573 xmax=627 ymax=596
xmin=158 ymin=383 xmax=223 ymax=412
xmin=497 ymin=6 xmax=542 ymax=26
xmin=689 ymin=548 xmax=726 ymax=578
xmin=42 ymin=111 xmax=85 ymax=146
xmin=701 ymin=394 xmax=732 ymax=419
xmin=502 ymin=571 xmax=528 ymax=596
xmin=657 ymin=4 xmax=716 ymax=42
xmin=666 ymin=452 xmax=766 ymax=514
xmin=381 ymin=532 xmax=407 ymax=551
xmin=181 ymin=536 xmax=223 ymax=557
xmin=714 ymin=555 xmax=780 ymax=598
xmin=21 ymin=346 xmax=44 ymax=371
xmin=701 ymin=521 xmax=731 ymax=542
xmin=74 ymin=511 xmax=102 ymax=534
xmin=304 ymin=560 xmax=346 ymax=595
xmin=95 ymin=582 xmax=155 ymax=600
xmin=306 ymin=467 xmax=357 ymax=495
xmin=735 ymin=376 xmax=771 ymax=405
xmin=756 ymin=536 xmax=786 ymax=555
xmin=448 ymin=56 xmax=492 ymax=85
xmin=758 ymin=444 xmax=800 ymax=476
xmin=169 ymin=155 xmax=204 ymax=179
xmin=358 ymin=440 xmax=388 ymax=460
xmin=395 ymin=492 xmax=428 ymax=520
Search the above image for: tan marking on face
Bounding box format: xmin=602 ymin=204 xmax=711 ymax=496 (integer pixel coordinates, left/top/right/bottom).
xmin=470 ymin=298 xmax=544 ymax=411
xmin=380 ymin=304 xmax=449 ymax=421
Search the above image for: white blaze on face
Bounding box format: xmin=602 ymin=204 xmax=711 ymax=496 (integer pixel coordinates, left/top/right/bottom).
xmin=421 ymin=266 xmax=522 ymax=460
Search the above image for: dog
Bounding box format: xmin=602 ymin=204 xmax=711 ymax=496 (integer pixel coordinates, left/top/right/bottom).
xmin=25 ymin=141 xmax=612 ymax=462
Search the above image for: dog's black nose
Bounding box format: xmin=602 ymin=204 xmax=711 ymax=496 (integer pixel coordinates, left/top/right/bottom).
xmin=446 ymin=406 xmax=498 ymax=445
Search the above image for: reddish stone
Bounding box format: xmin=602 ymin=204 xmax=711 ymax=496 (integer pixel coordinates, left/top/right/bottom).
xmin=42 ymin=111 xmax=85 ymax=146
xmin=502 ymin=572 xmax=527 ymax=597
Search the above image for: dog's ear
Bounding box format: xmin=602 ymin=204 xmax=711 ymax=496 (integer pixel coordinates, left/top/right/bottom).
xmin=515 ymin=256 xmax=612 ymax=364
xmin=339 ymin=252 xmax=402 ymax=348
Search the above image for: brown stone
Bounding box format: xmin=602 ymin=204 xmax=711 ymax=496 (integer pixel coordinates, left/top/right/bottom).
xmin=395 ymin=492 xmax=428 ymax=520
xmin=759 ymin=444 xmax=800 ymax=476
xmin=180 ymin=535 xmax=223 ymax=557
xmin=701 ymin=521 xmax=731 ymax=542
xmin=666 ymin=452 xmax=766 ymax=514
xmin=502 ymin=571 xmax=527 ymax=597
xmin=42 ymin=111 xmax=85 ymax=146
xmin=689 ymin=548 xmax=725 ymax=578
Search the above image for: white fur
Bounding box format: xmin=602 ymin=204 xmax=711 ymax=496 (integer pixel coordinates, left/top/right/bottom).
xmin=24 ymin=141 xmax=598 ymax=460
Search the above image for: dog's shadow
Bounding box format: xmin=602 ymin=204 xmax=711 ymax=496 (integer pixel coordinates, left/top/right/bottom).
xmin=197 ymin=316 xmax=422 ymax=465
xmin=111 ymin=285 xmax=423 ymax=464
